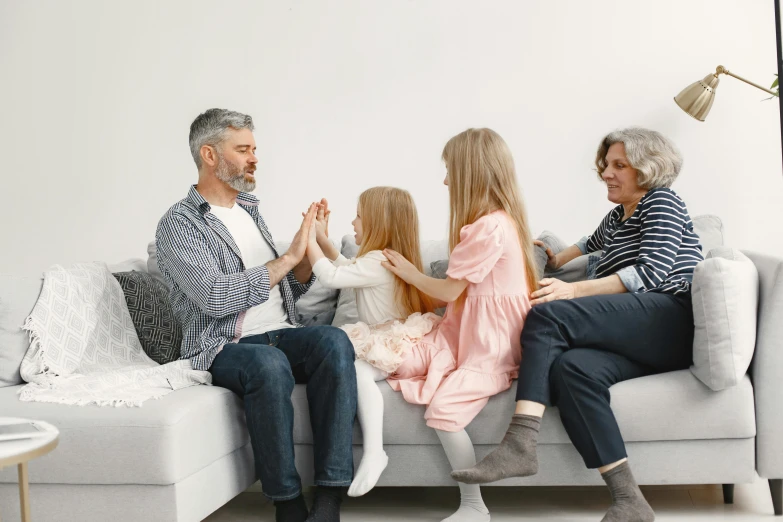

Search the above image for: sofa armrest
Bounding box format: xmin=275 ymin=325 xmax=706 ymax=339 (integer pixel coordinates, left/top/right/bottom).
xmin=745 ymin=251 xmax=783 ymax=479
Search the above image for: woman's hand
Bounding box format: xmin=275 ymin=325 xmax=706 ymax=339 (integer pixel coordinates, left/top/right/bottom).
xmin=381 ymin=249 xmax=421 ymax=284
xmin=533 ymin=240 xmax=559 ymax=271
xmin=530 ymin=278 xmax=578 ymax=305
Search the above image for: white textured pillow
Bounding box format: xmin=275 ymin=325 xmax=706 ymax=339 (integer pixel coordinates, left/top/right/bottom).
xmin=0 ymin=275 xmax=43 ymax=387
xmin=690 ymin=247 xmax=759 ymax=391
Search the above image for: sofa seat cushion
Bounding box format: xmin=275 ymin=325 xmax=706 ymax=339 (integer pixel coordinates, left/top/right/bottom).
xmin=292 ymin=369 xmax=755 ymax=445
xmin=0 ymin=384 xmax=249 ymax=486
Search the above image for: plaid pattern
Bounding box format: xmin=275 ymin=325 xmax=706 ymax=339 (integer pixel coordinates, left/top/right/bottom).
xmin=155 ymin=186 xmax=314 ymax=371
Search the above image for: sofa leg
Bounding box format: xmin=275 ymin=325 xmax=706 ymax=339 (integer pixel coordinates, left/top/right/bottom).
xmin=770 ymin=479 xmax=783 ymax=516
xmin=722 ymin=484 xmax=734 ymax=504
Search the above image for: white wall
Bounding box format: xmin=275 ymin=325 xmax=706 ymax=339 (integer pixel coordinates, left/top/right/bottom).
xmin=1 ymin=0 xmax=781 ymax=275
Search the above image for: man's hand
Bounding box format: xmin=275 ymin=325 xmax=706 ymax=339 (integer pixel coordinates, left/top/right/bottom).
xmin=303 ymin=198 xmax=330 ymax=243
xmin=287 ymin=203 xmax=317 ymax=264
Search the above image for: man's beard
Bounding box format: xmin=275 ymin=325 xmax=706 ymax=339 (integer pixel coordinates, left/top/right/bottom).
xmin=215 ymin=154 xmax=256 ymax=192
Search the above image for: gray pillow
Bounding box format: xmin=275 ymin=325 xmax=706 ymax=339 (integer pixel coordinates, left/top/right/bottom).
xmin=536 ymin=230 xmax=570 ymax=279
xmin=340 ymin=234 xmax=360 ymax=259
xmin=534 ymin=230 xmax=597 ymax=283
xmin=277 ymin=239 xmax=341 ymax=326
xmin=331 ymin=235 xmax=361 ymax=327
xmin=0 ymin=274 xmax=43 ymax=387
xmin=430 ymin=259 xmax=449 ymax=280
xmin=331 ymin=288 xmax=359 ymax=327
xmin=113 ymin=271 xmax=182 ymax=365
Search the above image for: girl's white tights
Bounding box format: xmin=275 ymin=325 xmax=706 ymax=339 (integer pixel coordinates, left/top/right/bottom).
xmin=436 ymin=429 xmax=491 ymax=522
xmin=348 ymin=360 xmax=390 ymax=497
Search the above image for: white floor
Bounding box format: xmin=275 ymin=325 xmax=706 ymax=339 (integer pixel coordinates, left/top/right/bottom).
xmin=206 ymin=477 xmax=779 ymax=521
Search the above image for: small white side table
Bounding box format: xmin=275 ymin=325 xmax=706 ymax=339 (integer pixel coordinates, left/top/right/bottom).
xmin=0 ymin=418 xmax=59 ymax=522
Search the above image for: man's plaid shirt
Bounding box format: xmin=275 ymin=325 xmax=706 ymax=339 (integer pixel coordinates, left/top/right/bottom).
xmin=155 ymin=186 xmax=314 ymax=371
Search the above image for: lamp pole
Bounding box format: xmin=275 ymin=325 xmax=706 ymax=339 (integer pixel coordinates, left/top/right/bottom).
xmin=776 ymin=0 xmax=783 ymax=173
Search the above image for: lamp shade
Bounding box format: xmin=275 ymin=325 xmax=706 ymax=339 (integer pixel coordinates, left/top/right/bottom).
xmin=674 ymin=73 xmax=720 ymax=121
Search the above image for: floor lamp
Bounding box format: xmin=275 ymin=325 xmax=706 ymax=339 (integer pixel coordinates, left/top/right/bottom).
xmin=673 ymin=0 xmax=783 ymax=174
xmin=673 ymin=1 xmax=783 ymax=515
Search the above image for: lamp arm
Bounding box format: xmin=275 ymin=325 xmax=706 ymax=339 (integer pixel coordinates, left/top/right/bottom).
xmin=716 ymin=65 xmax=778 ymax=96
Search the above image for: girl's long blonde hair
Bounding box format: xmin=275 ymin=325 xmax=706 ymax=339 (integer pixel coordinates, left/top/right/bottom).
xmin=442 ymin=128 xmax=538 ymax=293
xmin=357 ymin=187 xmax=434 ymax=317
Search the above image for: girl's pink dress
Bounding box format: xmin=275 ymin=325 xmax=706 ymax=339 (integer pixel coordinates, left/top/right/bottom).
xmin=387 ymin=210 xmax=532 ymax=432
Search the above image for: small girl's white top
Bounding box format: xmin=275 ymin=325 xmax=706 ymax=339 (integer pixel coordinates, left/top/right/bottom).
xmin=312 ymin=250 xmax=402 ymax=325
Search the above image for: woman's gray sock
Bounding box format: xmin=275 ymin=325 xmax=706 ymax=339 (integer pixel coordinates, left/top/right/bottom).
xmin=450 ymin=414 xmax=540 ymax=484
xmin=601 ymin=461 xmax=655 ymax=522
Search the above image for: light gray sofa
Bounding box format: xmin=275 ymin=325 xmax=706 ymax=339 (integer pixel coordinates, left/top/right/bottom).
xmin=1 ymin=216 xmax=782 ymax=521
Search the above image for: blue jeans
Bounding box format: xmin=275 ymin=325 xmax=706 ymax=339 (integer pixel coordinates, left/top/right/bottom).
xmin=516 ymin=292 xmax=694 ymax=468
xmin=209 ymin=325 xmax=357 ymax=501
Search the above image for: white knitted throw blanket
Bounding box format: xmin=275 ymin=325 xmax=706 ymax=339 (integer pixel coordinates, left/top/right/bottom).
xmin=18 ymin=263 xmax=211 ymax=407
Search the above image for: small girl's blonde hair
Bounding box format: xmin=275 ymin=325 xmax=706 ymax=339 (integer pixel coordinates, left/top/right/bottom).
xmin=357 ymin=187 xmax=434 ymax=317
xmin=442 ymin=128 xmax=538 ymax=293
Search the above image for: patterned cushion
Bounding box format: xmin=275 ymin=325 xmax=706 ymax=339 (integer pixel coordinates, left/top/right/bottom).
xmin=113 ymin=271 xmax=182 ymax=365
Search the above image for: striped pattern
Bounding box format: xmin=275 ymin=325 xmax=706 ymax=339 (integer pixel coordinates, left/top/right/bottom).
xmin=585 ymin=188 xmax=703 ymax=295
xmin=155 ymin=186 xmax=314 ymax=371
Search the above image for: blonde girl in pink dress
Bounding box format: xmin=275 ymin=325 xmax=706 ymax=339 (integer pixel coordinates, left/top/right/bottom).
xmin=305 ymin=187 xmax=438 ymax=498
xmin=382 ymin=128 xmax=538 ymax=522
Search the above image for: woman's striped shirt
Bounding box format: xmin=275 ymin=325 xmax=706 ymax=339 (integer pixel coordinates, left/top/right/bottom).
xmin=578 ymin=188 xmax=704 ymax=295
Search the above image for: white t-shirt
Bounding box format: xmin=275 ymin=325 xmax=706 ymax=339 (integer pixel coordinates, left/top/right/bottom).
xmin=209 ymin=203 xmax=292 ymax=337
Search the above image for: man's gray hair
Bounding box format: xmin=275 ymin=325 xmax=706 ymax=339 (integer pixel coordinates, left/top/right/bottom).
xmin=189 ymin=109 xmax=255 ymax=168
xmin=595 ymin=127 xmax=683 ymax=189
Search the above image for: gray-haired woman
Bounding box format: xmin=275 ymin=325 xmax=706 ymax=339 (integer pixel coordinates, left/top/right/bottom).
xmin=452 ymin=128 xmax=704 ymax=522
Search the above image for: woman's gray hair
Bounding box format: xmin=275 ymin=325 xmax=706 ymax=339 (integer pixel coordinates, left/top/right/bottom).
xmin=595 ymin=127 xmax=683 ymax=189
xmin=189 ymin=109 xmax=255 ymax=168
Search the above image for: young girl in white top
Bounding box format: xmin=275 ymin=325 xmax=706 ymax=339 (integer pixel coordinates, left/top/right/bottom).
xmin=306 ymin=186 xmax=437 ymax=497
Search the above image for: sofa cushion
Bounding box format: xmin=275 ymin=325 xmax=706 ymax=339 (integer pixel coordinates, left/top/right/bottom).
xmin=534 ymin=230 xmax=570 ymax=277
xmin=291 ymin=370 xmax=755 ymax=445
xmin=331 ymin=287 xmax=359 ymax=328
xmin=331 ymin=236 xmax=361 ymax=327
xmin=691 ymin=248 xmax=759 ymax=391
xmin=113 ymin=271 xmax=182 ymax=365
xmin=0 ymin=384 xmax=249 ymax=486
xmin=0 ymin=275 xmax=43 ymax=388
xmin=693 ymin=214 xmax=724 ymax=254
